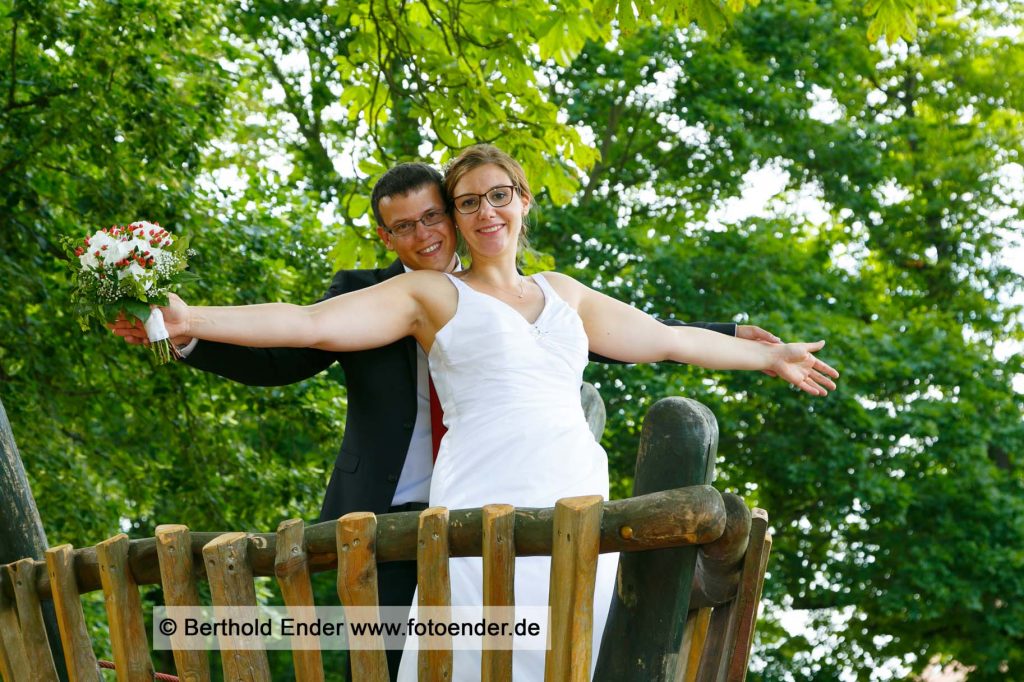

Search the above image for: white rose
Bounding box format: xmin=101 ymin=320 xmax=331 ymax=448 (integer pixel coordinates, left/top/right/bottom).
xmin=107 ymin=240 xmax=131 ymax=264
xmin=78 ymin=250 xmax=100 ymax=270
xmin=127 ymin=237 xmax=151 ymax=255
xmin=129 ymin=221 xmax=159 ymax=242
xmin=118 ymin=262 xmax=154 ymax=290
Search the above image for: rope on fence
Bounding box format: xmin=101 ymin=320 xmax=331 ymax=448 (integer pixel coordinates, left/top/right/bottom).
xmin=98 ymin=659 xmax=179 ymax=681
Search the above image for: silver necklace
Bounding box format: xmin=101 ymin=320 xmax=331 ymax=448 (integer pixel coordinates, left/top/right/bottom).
xmin=470 ymin=273 xmax=526 ymax=299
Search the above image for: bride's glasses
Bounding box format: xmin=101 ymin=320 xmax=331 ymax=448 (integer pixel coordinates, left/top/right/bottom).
xmin=451 ymin=185 xmax=517 ymax=215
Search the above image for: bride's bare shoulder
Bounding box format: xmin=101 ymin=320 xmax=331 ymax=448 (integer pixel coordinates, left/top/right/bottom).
xmin=535 ymin=271 xmax=588 ymax=302
xmin=536 ymin=271 xmax=581 ymax=286
xmin=391 ymin=269 xmax=458 ymax=317
xmin=390 ymin=268 xmax=456 ymax=291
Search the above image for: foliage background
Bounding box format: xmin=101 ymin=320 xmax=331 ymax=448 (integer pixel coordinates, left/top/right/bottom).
xmin=1 ymin=0 xmax=1022 ymax=679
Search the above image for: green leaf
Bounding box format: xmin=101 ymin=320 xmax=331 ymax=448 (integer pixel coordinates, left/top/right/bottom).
xmin=122 ymin=300 xmax=151 ymax=322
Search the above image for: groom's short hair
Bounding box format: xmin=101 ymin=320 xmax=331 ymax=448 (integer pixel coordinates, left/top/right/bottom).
xmin=371 ymin=163 xmax=445 ymax=227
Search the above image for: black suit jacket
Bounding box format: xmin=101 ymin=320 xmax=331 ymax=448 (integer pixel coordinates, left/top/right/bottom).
xmin=185 ymin=260 xmax=737 ymax=521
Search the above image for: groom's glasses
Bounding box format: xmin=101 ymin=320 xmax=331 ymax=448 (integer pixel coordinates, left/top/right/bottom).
xmin=384 ymin=208 xmax=448 ymax=238
xmin=451 ymin=185 xmax=517 ymax=215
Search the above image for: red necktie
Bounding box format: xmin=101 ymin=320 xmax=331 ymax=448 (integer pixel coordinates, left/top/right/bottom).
xmin=428 ymin=375 xmax=447 ymax=463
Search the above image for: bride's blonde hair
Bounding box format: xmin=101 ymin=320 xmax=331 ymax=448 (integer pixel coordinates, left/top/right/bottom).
xmin=444 ymin=144 xmax=532 ymax=254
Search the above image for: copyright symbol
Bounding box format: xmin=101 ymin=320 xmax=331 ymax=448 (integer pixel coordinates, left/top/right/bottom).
xmin=159 ymin=619 xmax=177 ymax=636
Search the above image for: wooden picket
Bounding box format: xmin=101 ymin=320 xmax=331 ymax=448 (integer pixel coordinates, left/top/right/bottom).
xmin=481 ymin=504 xmax=515 ymax=682
xmin=275 ymin=519 xmax=325 ymax=682
xmin=0 ymin=571 xmax=30 ymax=681
xmin=202 ymin=532 xmax=271 ymax=682
xmin=44 ymin=544 xmax=99 ymax=682
xmin=416 ymin=507 xmax=452 ymax=682
xmin=544 ymin=496 xmax=604 ymax=682
xmin=337 ymin=511 xmax=389 ymax=682
xmin=154 ymin=524 xmax=210 ymax=682
xmin=95 ymin=535 xmax=153 ymax=682
xmin=8 ymin=557 xmax=59 ymax=682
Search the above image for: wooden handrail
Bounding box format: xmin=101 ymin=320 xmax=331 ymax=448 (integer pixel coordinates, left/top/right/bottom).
xmin=8 ymin=484 xmax=727 ymax=602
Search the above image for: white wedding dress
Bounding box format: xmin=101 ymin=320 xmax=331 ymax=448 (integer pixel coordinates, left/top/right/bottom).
xmin=396 ymin=273 xmax=617 ymax=681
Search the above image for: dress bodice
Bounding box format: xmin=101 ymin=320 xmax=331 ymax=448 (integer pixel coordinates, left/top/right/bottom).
xmin=428 ymin=273 xmax=588 ymax=429
xmin=424 ymin=273 xmax=607 ymax=510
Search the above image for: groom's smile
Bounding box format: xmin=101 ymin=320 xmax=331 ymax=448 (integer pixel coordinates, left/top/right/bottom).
xmin=376 ymin=184 xmax=458 ymax=273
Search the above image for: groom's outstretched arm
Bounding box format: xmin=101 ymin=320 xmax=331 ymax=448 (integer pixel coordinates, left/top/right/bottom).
xmin=180 ymin=268 xmax=376 ymax=386
xmin=109 ymin=268 xmax=377 ymax=386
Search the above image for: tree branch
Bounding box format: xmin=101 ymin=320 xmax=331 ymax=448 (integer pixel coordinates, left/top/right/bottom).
xmin=257 ymin=45 xmax=339 ymax=194
xmin=8 ymin=19 xmax=16 ymax=110
xmin=3 ymin=86 xmax=79 ymax=112
xmin=583 ymin=99 xmax=625 ymax=201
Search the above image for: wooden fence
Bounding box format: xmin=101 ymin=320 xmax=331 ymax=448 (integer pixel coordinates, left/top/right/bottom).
xmin=0 ymin=398 xmax=774 ymax=681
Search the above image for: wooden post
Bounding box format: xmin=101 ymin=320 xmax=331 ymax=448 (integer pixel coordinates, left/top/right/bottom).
xmin=725 ymin=509 xmax=772 ymax=681
xmin=594 ymin=397 xmax=719 ymax=681
xmin=481 ymin=504 xmax=515 ymax=682
xmin=416 ymin=507 xmax=452 ymax=682
xmin=274 ymin=519 xmax=324 ymax=682
xmin=44 ymin=545 xmax=100 ymax=682
xmin=544 ymin=495 xmax=604 ymax=682
xmin=95 ymin=535 xmax=154 ymax=682
xmin=0 ymin=569 xmax=31 ymax=682
xmin=7 ymin=558 xmax=60 ymax=681
xmin=154 ymin=525 xmax=211 ymax=682
xmin=676 ymin=608 xmax=713 ymax=682
xmin=336 ymin=513 xmax=388 ymax=682
xmin=0 ymin=397 xmax=68 ymax=681
xmin=202 ymin=533 xmax=271 ymax=682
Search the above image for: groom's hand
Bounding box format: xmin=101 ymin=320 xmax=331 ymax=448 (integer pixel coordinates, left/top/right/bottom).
xmin=737 ymin=325 xmax=782 ymax=376
xmin=736 ymin=325 xmax=782 ymax=344
xmin=108 ymin=293 xmax=193 ymax=347
xmin=157 ymin=293 xmax=191 ymax=342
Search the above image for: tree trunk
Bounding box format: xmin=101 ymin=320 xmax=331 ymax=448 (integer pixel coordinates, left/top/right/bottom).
xmin=0 ymin=396 xmax=68 ymax=681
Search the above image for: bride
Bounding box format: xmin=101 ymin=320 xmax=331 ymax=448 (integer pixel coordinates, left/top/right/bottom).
xmin=156 ymin=144 xmax=837 ymax=679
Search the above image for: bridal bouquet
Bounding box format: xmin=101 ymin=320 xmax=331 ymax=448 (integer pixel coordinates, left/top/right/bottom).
xmin=64 ymin=221 xmax=196 ymax=363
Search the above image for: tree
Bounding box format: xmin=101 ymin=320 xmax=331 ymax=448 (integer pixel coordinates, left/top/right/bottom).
xmin=3 ymin=0 xmax=1018 ymax=679
xmin=534 ymin=0 xmax=1024 ymax=676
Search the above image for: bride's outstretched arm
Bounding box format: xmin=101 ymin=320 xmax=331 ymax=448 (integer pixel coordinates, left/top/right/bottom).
xmin=545 ymin=272 xmax=839 ymax=396
xmin=160 ymin=270 xmax=449 ymax=353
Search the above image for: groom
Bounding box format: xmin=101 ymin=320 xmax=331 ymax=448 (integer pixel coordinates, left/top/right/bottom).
xmin=111 ymin=161 xmax=774 ymax=678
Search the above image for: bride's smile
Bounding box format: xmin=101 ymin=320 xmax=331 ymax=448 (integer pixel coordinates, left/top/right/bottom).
xmin=450 ymin=164 xmax=530 ymax=260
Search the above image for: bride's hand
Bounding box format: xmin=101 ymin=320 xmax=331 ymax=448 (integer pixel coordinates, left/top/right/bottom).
xmin=107 ymin=293 xmax=192 ymax=346
xmin=768 ymin=341 xmax=839 ymax=396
